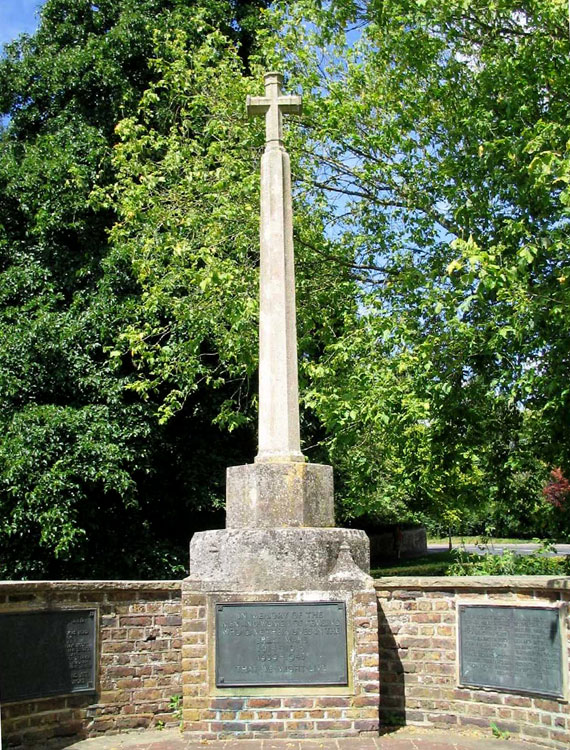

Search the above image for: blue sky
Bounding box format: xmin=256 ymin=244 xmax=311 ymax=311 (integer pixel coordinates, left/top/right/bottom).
xmin=1 ymin=0 xmax=43 ymax=48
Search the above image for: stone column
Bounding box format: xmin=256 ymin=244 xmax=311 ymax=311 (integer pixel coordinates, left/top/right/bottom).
xmin=257 ymin=133 xmax=302 ymax=463
xmin=222 ymin=72 xmax=336 ymax=528
xmin=247 ymin=71 xmax=303 ymax=464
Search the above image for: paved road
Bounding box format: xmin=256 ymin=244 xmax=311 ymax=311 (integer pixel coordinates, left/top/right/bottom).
xmin=429 ymin=543 xmax=570 ymax=557
xmin=62 ymin=726 xmax=537 ymax=750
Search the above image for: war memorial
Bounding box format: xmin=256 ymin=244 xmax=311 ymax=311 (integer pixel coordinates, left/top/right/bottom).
xmin=0 ymin=73 xmax=568 ymax=749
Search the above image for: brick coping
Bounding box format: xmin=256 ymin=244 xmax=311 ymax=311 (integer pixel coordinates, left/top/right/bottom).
xmin=0 ymin=580 xmax=182 ymax=592
xmin=374 ymin=575 xmax=570 ymax=590
xmin=0 ymin=575 xmax=568 ymax=593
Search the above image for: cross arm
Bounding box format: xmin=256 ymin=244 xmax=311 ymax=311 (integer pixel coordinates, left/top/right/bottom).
xmin=246 ymin=95 xmax=269 ymax=117
xmin=279 ymin=95 xmax=302 ymax=115
xmin=246 ymin=95 xmax=303 ymax=118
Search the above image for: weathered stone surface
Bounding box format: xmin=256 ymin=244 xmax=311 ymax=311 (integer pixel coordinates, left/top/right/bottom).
xmin=328 ymin=542 xmax=373 ymax=587
xmin=226 ymin=462 xmax=334 ymax=528
xmin=247 ymin=72 xmax=304 ymax=464
xmin=189 ymin=528 xmax=369 ymax=590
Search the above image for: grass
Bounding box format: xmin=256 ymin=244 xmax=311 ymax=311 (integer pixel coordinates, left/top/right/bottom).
xmin=428 ymin=536 xmax=532 ymax=546
xmin=371 ymin=550 xmax=457 ymax=578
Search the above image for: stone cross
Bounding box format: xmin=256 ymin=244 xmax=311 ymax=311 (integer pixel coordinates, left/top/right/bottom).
xmin=246 ymin=72 xmax=304 ymax=464
xmin=246 ymin=71 xmax=302 ymax=147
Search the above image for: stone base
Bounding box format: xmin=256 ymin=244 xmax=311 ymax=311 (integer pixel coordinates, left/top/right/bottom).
xmin=181 ymin=583 xmax=380 ymax=738
xmin=226 ymin=462 xmax=334 ymax=528
xmin=189 ymin=528 xmax=370 ymax=591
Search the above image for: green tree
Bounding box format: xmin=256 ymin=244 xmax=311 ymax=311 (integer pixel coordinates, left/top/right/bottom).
xmin=262 ymin=0 xmax=570 ymax=534
xmin=0 ymin=0 xmax=268 ymax=578
xmin=4 ymin=0 xmax=569 ymax=581
xmin=102 ymin=24 xmax=357 ymax=431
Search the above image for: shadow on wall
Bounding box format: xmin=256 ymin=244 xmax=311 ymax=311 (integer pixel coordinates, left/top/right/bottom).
xmin=376 ymin=599 xmax=406 ymax=731
xmin=369 ymin=527 xmax=427 ymax=563
xmin=2 ymin=692 xmax=92 ymax=748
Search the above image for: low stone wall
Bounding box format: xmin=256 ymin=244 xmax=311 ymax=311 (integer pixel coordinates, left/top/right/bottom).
xmin=0 ymin=581 xmax=182 ymax=747
xmin=375 ymin=577 xmax=570 ymax=749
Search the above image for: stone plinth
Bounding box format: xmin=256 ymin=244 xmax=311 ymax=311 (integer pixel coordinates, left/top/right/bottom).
xmin=189 ymin=527 xmax=369 ymax=591
xmin=226 ymin=462 xmax=334 ymax=529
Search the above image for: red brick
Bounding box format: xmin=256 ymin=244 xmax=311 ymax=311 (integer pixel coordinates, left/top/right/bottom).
xmin=212 ymin=698 xmax=245 ymax=711
xmin=354 ymin=719 xmax=379 ymax=731
xmin=414 ymin=613 xmax=441 ymax=623
xmin=119 ymin=616 xmax=152 ymax=626
xmin=503 ymin=695 xmax=531 ymax=708
xmin=535 ymin=698 xmax=560 ymax=711
xmin=249 ymin=721 xmax=284 ymax=731
xmin=316 ymin=697 xmax=350 ymax=708
xmin=254 ymin=710 xmax=276 ymax=720
xmin=249 ymin=698 xmax=281 ymax=708
xmin=286 ymin=720 xmax=315 ymax=730
xmin=316 ymin=720 xmax=351 ymax=730
xmin=155 ymin=615 xmax=182 ymax=626
xmin=283 ymin=698 xmax=314 ymax=708
xmin=101 ymin=641 xmax=130 ymax=653
xmin=357 ymin=669 xmax=380 ymax=681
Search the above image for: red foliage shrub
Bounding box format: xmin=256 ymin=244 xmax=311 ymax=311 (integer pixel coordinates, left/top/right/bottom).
xmin=542 ymin=468 xmax=570 ymax=509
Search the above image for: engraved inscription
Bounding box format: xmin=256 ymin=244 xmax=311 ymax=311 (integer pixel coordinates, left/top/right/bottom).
xmin=0 ymin=610 xmax=96 ymax=702
xmin=216 ymin=602 xmax=348 ymax=686
xmin=66 ymin=616 xmax=96 ymax=690
xmin=459 ymin=605 xmax=564 ymax=698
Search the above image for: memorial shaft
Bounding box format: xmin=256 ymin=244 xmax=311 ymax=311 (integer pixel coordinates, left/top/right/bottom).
xmin=247 ymin=72 xmax=303 ymax=463
xmin=223 ymin=72 xmax=335 ymax=529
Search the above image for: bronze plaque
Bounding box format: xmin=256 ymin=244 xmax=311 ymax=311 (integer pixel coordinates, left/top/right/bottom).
xmin=215 ymin=601 xmax=348 ymax=686
xmin=0 ymin=610 xmax=96 ymax=702
xmin=459 ymin=605 xmax=564 ymax=698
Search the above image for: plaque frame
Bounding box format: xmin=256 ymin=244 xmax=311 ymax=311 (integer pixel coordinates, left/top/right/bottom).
xmin=0 ymin=607 xmax=98 ymax=703
xmin=456 ymin=601 xmax=568 ymax=701
xmin=214 ymin=600 xmax=349 ymax=689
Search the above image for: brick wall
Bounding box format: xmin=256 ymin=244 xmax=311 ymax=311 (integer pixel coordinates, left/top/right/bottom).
xmin=375 ymin=577 xmax=570 ymax=749
xmin=181 ymin=585 xmax=380 ymax=738
xmin=0 ymin=581 xmax=182 ymax=747
xmin=1 ymin=576 xmax=569 ymax=748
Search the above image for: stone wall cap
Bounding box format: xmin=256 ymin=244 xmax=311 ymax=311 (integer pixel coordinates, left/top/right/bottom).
xmin=0 ymin=580 xmax=182 ymax=592
xmin=374 ymin=575 xmax=570 ymax=591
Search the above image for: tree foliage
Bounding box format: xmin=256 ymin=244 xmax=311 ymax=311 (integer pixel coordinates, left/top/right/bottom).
xmin=263 ymin=0 xmax=570 ymax=535
xmin=0 ymin=0 xmax=267 ymax=578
